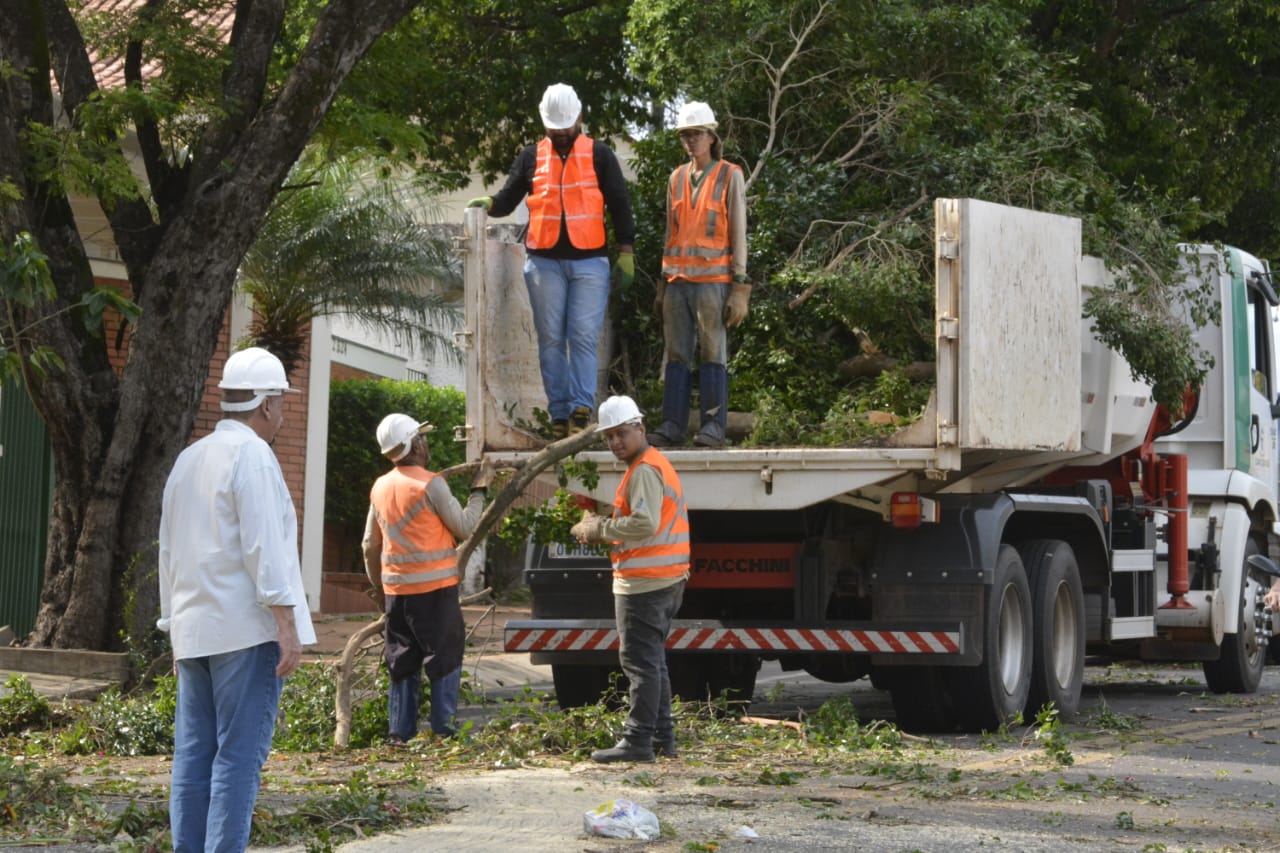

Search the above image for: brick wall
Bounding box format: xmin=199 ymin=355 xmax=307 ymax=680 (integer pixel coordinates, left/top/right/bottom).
xmin=97 ymin=274 xmax=310 ymax=551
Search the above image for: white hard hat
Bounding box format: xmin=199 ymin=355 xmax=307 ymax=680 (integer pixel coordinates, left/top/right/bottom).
xmin=217 ymin=347 xmax=296 ymax=412
xmin=675 ymin=101 xmax=718 ymax=132
xmin=376 ymin=413 xmax=433 ymax=461
xmin=596 ymin=395 xmax=643 ymax=432
xmin=539 ymin=83 xmax=582 ymax=130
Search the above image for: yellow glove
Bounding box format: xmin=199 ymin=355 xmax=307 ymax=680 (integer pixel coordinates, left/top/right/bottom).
xmin=466 ymin=197 xmax=492 ymax=210
xmin=724 ymin=281 xmax=751 ymax=328
xmin=613 ymin=252 xmax=635 ymax=287
xmin=653 ymin=280 xmax=667 ymax=320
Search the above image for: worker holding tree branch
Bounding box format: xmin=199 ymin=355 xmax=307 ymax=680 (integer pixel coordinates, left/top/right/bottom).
xmin=649 ymin=102 xmax=750 ymax=449
xmin=158 ymin=346 xmax=316 ymax=853
xmin=467 ymin=83 xmax=636 ymax=440
xmin=572 ymin=395 xmax=690 ymax=762
xmin=363 ymin=413 xmax=495 ymax=741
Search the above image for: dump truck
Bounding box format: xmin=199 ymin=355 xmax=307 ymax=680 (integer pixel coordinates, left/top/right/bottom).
xmin=460 ymin=199 xmax=1280 ymax=732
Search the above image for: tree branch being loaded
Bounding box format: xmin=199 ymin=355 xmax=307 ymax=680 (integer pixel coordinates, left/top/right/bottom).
xmin=332 ymin=427 xmax=601 ymax=747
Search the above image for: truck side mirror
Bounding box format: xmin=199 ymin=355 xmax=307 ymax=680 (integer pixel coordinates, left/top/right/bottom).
xmin=1272 ymin=394 xmax=1280 ymax=420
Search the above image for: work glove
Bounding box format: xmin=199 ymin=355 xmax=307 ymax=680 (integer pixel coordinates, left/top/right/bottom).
xmin=570 ymin=510 xmax=605 ymax=544
xmin=466 ymin=196 xmax=492 ymax=210
xmin=724 ymin=281 xmax=752 ymax=328
xmin=653 ymin=280 xmax=667 ymax=320
xmin=470 ymin=457 xmax=496 ymax=491
xmin=613 ymin=252 xmax=635 ymax=288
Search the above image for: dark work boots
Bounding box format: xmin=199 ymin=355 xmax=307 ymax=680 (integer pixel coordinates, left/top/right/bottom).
xmin=590 ymin=738 xmax=656 ymax=764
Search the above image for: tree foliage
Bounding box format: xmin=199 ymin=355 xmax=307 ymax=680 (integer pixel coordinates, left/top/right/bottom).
xmin=617 ymin=0 xmax=1244 ymax=434
xmin=240 ymin=156 xmax=462 ymax=376
xmin=325 ymin=379 xmax=466 ymax=550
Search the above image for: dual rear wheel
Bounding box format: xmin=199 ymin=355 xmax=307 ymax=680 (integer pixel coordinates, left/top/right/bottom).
xmin=889 ymin=540 xmax=1084 ymax=733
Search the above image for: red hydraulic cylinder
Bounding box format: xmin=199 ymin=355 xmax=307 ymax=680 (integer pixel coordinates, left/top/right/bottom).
xmin=1160 ymin=453 xmax=1192 ymax=609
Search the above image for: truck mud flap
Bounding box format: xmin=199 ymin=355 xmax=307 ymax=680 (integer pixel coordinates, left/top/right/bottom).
xmin=505 ymin=619 xmax=965 ymax=655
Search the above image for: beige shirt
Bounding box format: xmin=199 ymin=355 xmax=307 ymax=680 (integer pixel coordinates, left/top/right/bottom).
xmin=598 ymin=460 xmax=688 ymax=596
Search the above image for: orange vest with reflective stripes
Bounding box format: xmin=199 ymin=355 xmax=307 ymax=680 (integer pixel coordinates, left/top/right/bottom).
xmin=526 ymin=135 xmax=606 ymax=251
xmin=662 ymin=159 xmax=740 ymax=283
xmin=610 ymin=447 xmax=691 ymax=579
xmin=370 ymin=466 xmax=459 ymax=596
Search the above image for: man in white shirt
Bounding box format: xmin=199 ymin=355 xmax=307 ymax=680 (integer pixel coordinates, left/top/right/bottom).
xmin=158 ymin=347 xmax=316 ymax=853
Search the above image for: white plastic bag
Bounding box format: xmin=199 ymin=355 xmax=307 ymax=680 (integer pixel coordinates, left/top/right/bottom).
xmin=583 ymin=798 xmax=660 ymax=840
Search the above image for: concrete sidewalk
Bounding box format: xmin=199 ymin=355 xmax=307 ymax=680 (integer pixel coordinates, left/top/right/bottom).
xmin=0 ymin=603 xmax=551 ymax=702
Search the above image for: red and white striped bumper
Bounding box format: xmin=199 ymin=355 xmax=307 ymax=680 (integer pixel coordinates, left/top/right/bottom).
xmin=504 ymin=620 xmax=963 ymax=655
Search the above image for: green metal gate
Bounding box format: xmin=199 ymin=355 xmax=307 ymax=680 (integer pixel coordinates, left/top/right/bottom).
xmin=0 ymin=378 xmax=52 ymax=640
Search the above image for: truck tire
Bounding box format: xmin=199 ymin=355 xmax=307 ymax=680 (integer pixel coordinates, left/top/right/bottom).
xmin=551 ymin=664 xmax=624 ymax=710
xmin=1018 ymin=539 xmax=1084 ymax=718
xmin=886 ymin=666 xmax=958 ymax=733
xmin=669 ymin=654 xmax=757 ymax=713
xmin=1202 ymin=539 xmax=1266 ymax=694
xmin=947 ymin=544 xmax=1033 ymax=731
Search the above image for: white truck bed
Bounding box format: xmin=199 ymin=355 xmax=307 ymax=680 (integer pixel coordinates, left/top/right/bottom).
xmin=460 ymin=199 xmax=1153 ymax=512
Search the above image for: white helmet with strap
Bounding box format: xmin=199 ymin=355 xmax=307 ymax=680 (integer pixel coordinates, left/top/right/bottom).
xmin=596 ymin=395 xmax=643 ymax=432
xmin=218 ymin=347 xmax=296 ymax=412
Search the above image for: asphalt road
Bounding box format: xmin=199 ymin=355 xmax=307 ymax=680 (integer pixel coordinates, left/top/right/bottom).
xmin=287 ymin=657 xmax=1280 ymax=853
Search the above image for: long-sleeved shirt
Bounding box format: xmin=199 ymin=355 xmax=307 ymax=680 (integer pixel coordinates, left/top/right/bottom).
xmin=361 ymin=473 xmax=486 ymax=590
xmin=158 ymin=419 xmax=316 ymax=659
xmin=666 ymin=158 xmax=748 ymax=280
xmin=488 ymin=136 xmax=635 ymax=259
xmin=597 ymin=462 xmax=686 ymax=596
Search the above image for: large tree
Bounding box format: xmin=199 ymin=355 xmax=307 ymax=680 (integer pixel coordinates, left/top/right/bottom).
xmin=0 ymin=0 xmax=423 ymax=650
xmin=0 ymin=0 xmax=638 ymax=651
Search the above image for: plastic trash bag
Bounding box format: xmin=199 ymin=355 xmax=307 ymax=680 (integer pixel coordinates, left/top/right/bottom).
xmin=583 ymin=798 xmax=660 ymax=840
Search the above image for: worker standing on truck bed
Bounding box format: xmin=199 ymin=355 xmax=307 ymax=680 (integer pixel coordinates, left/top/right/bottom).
xmin=363 ymin=413 xmax=495 ymax=742
xmin=468 ymin=83 xmax=636 ymax=440
xmin=649 ymin=101 xmax=750 ymax=449
xmin=571 ymin=395 xmax=691 ymax=762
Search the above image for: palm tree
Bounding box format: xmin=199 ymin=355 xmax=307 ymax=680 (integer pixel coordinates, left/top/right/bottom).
xmin=238 ymin=157 xmax=462 ymax=376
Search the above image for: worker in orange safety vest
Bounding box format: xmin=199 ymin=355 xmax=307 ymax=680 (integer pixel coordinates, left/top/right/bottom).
xmin=363 ymin=413 xmax=494 ymax=741
xmin=468 ymin=83 xmax=636 ymax=440
xmin=650 ymin=101 xmax=750 ymax=449
xmin=572 ymin=395 xmax=690 ymax=763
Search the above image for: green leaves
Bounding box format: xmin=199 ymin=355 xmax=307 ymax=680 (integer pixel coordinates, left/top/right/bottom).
xmin=0 ymin=233 xmax=54 ymax=309
xmin=240 ymin=156 xmax=462 ymax=377
xmin=1 ymin=232 xmax=141 ymax=385
xmin=325 ymin=379 xmax=467 ymax=564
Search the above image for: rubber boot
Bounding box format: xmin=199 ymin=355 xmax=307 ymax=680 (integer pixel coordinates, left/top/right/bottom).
xmin=694 ymin=363 xmax=728 ymax=448
xmin=649 ymin=362 xmax=691 ymax=447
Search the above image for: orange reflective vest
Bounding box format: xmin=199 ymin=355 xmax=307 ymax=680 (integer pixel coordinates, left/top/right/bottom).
xmin=370 ymin=466 xmax=459 ymax=596
xmin=526 ymin=135 xmax=606 ymax=251
xmin=610 ymin=447 xmax=691 ymax=579
xmin=662 ymin=159 xmax=740 ymax=283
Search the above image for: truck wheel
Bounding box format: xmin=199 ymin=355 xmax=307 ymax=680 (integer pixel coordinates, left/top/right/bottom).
xmin=551 ymin=664 xmax=624 ymax=710
xmin=706 ymin=654 xmax=758 ymax=712
xmin=886 ymin=666 xmax=958 ymax=733
xmin=1203 ymin=540 xmax=1267 ymax=694
xmin=1018 ymin=539 xmax=1084 ymax=718
xmin=947 ymin=544 xmax=1033 ymax=731
xmin=670 ymin=654 xmax=757 ymax=714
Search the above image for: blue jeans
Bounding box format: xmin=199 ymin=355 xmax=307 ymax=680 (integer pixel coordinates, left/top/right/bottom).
xmin=615 ymin=581 xmax=686 ymax=746
xmin=663 ymin=279 xmax=729 ymax=367
xmin=523 ymin=254 xmax=611 ymax=420
xmin=171 ymin=642 xmax=282 ymax=853
xmin=388 ymin=665 xmax=461 ymax=740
